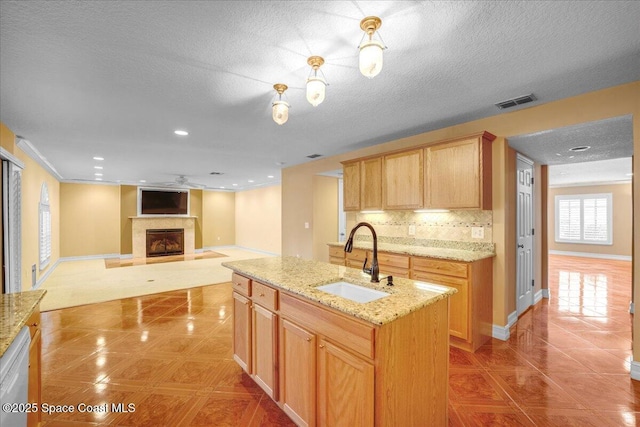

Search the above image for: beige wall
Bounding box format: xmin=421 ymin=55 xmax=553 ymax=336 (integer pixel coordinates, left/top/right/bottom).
xmin=119 ymin=185 xmax=137 ymax=255
xmin=548 ymin=183 xmax=632 ymax=257
xmin=60 ymin=183 xmax=120 ymax=257
xmin=202 ymin=190 xmax=236 ymax=247
xmin=313 ymin=176 xmax=339 ymax=262
xmin=15 ymin=143 xmax=61 ymax=290
xmin=236 ymin=185 xmax=281 ymax=254
xmin=0 ymin=122 xmax=15 ymax=154
xmin=282 ymin=82 xmax=639 ymax=340
xmin=190 ymin=189 xmax=203 ymax=250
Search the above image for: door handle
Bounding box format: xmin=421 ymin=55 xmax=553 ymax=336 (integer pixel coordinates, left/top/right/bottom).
xmin=517 ymin=244 xmax=524 ymax=248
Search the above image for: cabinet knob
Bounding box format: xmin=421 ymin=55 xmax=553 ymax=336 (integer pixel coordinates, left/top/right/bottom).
xmin=306 ymin=337 xmax=312 ymax=342
xmin=259 ymin=293 xmax=265 ymax=297
xmin=29 ymin=322 xmax=38 ymax=327
xmin=319 ymin=344 xmax=325 ymax=349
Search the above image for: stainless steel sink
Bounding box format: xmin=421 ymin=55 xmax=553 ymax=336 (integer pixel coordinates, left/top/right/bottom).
xmin=316 ymin=281 xmax=389 ymax=303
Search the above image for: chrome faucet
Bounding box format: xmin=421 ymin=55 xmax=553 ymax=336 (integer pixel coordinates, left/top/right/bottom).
xmin=344 ymin=222 xmax=379 ymax=283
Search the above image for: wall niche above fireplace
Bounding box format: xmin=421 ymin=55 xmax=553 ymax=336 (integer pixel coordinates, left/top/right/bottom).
xmin=146 ymin=229 xmax=184 ymax=257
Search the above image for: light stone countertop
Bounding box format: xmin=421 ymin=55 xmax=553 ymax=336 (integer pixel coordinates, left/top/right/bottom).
xmin=0 ymin=289 xmax=46 ymax=357
xmin=222 ymin=256 xmax=456 ymax=326
xmin=327 ymin=241 xmax=495 ymax=262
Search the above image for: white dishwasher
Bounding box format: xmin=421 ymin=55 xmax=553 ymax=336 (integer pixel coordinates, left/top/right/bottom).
xmin=0 ymin=326 xmax=31 ymax=427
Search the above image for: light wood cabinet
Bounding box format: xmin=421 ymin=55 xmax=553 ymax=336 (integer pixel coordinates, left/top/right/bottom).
xmin=232 ymin=291 xmax=251 ymax=372
xmin=375 ymin=252 xmax=410 ymax=279
xmin=27 ymin=308 xmax=42 ymax=427
xmin=411 ymin=256 xmax=493 ymax=352
xmin=252 ymin=304 xmax=278 ymax=400
xmin=383 ymin=149 xmax=424 ymax=210
xmin=318 ymin=338 xmax=374 ymax=426
xmin=424 ymin=132 xmax=494 ymax=209
xmin=232 ymin=272 xmax=450 ymax=426
xmin=360 ymin=157 xmax=383 ymax=211
xmin=342 ymin=161 xmax=360 ymax=211
xmin=345 ymin=248 xmax=367 ymax=269
xmin=328 ymin=246 xmax=345 ymax=266
xmin=280 ymin=318 xmax=317 ymax=427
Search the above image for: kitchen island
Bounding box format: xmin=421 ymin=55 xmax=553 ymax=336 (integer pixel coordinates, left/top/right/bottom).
xmin=223 ymin=256 xmax=456 ymax=426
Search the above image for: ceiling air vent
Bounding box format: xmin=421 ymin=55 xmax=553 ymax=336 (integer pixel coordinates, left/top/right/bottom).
xmin=495 ymin=94 xmax=537 ymax=110
xmin=307 ymin=154 xmax=322 ymax=159
xmin=209 ymin=171 xmax=224 ymax=175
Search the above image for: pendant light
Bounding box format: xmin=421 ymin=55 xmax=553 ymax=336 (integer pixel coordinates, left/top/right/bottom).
xmin=306 ymin=56 xmax=326 ymax=106
xmin=359 ymin=16 xmax=385 ymax=79
xmin=272 ymin=83 xmax=289 ymax=125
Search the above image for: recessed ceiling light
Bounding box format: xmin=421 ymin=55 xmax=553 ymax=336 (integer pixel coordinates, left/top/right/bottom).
xmin=248 ymin=180 xmax=254 ymax=183
xmin=95 ymin=173 xmax=103 ymax=176
xmin=94 ymin=166 xmax=103 ymax=169
xmin=140 ymin=180 xmax=146 ymax=183
xmin=268 ymin=175 xmax=274 ymax=178
xmin=220 ymin=186 xmax=225 ymax=189
xmin=555 ymin=153 xmax=562 ymax=157
xmin=174 ymin=130 xmax=189 ymax=136
xmin=626 ymin=173 xmax=633 ymax=176
xmin=569 ymin=145 xmax=590 ymax=152
xmin=569 ymin=155 xmax=575 ymax=159
xmin=95 ymin=178 xmax=102 ymax=181
xmin=232 ymin=184 xmax=238 ymax=186
xmin=93 ymin=156 xmax=104 ymax=161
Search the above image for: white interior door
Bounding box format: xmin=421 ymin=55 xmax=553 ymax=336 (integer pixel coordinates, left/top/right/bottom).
xmin=516 ymin=154 xmax=534 ymax=315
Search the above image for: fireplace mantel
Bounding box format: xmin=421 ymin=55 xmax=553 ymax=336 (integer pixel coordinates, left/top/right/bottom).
xmin=130 ymin=216 xmax=196 ymax=258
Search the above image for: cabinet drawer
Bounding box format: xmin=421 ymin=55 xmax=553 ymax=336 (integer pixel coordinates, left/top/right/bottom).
xmin=345 ymin=248 xmax=367 ymax=262
xmin=410 ymin=270 xmax=468 ymax=287
xmin=379 ymin=265 xmax=410 ymax=279
xmin=252 ymin=281 xmax=278 ymax=312
xmin=329 ymin=257 xmax=345 ymax=266
xmin=232 ymin=273 xmax=251 ymax=296
xmin=328 ymin=246 xmax=345 ymax=259
xmin=280 ymin=293 xmax=375 ymax=359
xmin=411 ymin=257 xmax=468 ymax=279
xmin=376 ymin=252 xmax=409 ymax=269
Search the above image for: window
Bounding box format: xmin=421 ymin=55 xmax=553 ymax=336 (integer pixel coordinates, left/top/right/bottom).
xmin=554 ymin=193 xmax=612 ymax=245
xmin=39 ymin=182 xmax=51 ymax=270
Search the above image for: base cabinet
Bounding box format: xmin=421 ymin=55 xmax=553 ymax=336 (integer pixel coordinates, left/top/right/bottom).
xmin=252 ymin=304 xmax=278 ymax=400
xmin=318 ymin=339 xmax=374 ymax=427
xmin=27 ymin=309 xmax=42 ymax=427
xmin=232 ymin=292 xmax=252 ymax=372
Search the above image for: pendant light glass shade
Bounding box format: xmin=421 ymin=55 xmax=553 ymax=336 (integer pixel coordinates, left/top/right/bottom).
xmin=359 ymin=39 xmax=384 ymax=78
xmin=306 ymin=76 xmax=326 ymax=106
xmin=358 ymin=16 xmax=385 ymax=79
xmin=272 ymin=100 xmax=289 ymax=125
xmin=272 ymin=83 xmax=289 ymax=125
xmin=306 ymin=56 xmax=326 ymax=106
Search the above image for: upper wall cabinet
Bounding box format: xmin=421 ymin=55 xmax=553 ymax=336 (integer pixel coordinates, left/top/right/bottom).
xmin=383 ymin=149 xmax=424 ymax=210
xmin=424 ymin=132 xmax=495 ymax=210
xmin=342 ymin=161 xmax=361 ymax=211
xmin=360 ymin=157 xmax=383 ymax=211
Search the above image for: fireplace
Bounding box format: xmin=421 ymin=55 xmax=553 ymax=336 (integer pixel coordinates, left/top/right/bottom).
xmin=146 ymin=229 xmax=184 ymax=257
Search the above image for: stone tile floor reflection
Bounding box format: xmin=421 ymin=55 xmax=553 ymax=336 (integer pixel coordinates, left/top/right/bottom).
xmin=40 ymin=255 xmax=638 ymax=426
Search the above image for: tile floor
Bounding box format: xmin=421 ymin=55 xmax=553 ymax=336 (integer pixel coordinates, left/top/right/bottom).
xmin=39 ymin=255 xmax=638 ymax=426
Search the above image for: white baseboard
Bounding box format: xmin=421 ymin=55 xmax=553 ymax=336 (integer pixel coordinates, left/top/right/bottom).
xmin=492 ymin=311 xmax=518 ymax=341
xmin=631 ymin=361 xmax=640 ymax=381
xmin=549 ymin=250 xmax=631 ymax=261
xmin=542 ymin=288 xmax=550 ymax=299
xmin=534 ymin=290 xmax=543 ymax=304
xmin=34 ymin=258 xmax=62 ymax=289
xmin=61 ymin=253 xmax=122 ymax=262
xmin=120 ymin=254 xmax=133 ymax=260
xmin=209 ymin=245 xmax=279 ymax=257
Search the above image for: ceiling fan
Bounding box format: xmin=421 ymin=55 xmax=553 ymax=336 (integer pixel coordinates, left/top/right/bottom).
xmin=148 ymin=175 xmax=206 ymax=189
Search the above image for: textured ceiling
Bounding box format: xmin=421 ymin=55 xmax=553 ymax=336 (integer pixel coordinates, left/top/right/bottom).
xmin=1 ymin=1 xmax=639 ymax=190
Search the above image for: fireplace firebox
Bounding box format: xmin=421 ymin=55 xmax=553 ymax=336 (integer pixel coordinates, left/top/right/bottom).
xmin=146 ymin=229 xmax=184 ymax=257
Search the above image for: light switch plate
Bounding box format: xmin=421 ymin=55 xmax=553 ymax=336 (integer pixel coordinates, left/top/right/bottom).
xmin=408 ymin=225 xmax=416 ymax=236
xmin=471 ymin=227 xmax=484 ymax=239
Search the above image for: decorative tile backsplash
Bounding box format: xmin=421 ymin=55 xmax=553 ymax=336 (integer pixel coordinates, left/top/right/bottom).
xmin=351 ymin=210 xmax=493 ymax=248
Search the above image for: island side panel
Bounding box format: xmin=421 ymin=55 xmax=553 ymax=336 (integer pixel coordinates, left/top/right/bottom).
xmin=374 ymin=297 xmax=449 ymax=426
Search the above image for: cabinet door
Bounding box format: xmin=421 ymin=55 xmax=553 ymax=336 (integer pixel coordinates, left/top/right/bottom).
xmin=233 ymin=292 xmax=252 ymax=373
xmin=280 ymin=319 xmax=317 ymax=427
xmin=342 ymin=161 xmax=360 ymax=211
xmin=412 ymin=271 xmax=469 ymax=340
xmin=360 ymin=157 xmax=382 ymax=210
xmin=27 ymin=327 xmax=41 ymax=427
xmin=383 ymin=149 xmax=424 ymax=209
xmin=425 ymin=137 xmax=482 ymax=209
xmin=318 ymin=339 xmax=374 ymax=427
xmin=252 ymin=304 xmax=278 ymax=400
